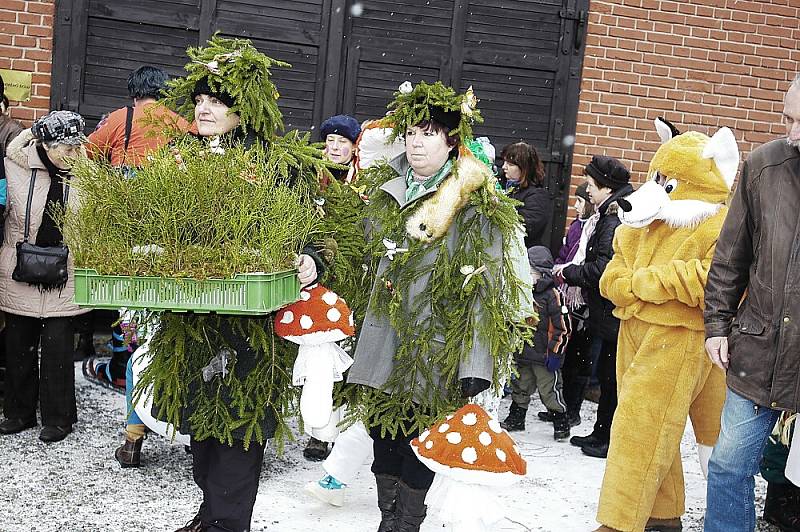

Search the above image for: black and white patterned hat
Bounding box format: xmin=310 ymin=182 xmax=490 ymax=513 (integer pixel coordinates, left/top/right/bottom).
xmin=31 ymin=110 xmax=88 ymax=145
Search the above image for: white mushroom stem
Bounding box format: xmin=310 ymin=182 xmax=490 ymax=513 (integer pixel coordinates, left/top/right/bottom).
xmin=292 ymin=342 xmax=353 ymax=429
xmin=425 ymin=475 xmax=506 ymax=532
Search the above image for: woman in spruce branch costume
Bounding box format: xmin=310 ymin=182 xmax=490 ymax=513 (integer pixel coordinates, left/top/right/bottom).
xmin=344 ymin=81 xmax=532 ymax=532
xmin=135 ymin=37 xmax=326 ymax=532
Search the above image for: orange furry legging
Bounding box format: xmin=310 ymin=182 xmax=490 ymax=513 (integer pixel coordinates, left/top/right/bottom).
xmin=596 ymin=317 xmax=726 ymax=531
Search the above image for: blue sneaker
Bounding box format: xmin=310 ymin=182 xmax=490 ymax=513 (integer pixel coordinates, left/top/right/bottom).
xmin=304 ymin=474 xmax=346 ymax=507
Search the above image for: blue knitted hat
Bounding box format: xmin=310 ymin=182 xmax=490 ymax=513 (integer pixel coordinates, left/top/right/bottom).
xmin=320 ymin=115 xmax=361 ymax=143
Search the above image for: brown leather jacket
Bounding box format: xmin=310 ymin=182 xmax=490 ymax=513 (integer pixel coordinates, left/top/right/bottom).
xmin=704 ymin=138 xmax=800 ymax=412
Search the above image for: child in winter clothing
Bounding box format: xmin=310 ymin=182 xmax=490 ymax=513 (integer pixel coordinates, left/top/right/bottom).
xmin=540 ymin=182 xmax=595 ymax=427
xmin=502 ymin=245 xmax=572 ymax=440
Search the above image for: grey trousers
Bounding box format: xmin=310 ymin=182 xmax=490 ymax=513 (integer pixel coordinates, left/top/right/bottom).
xmin=511 ymin=363 xmax=567 ymax=413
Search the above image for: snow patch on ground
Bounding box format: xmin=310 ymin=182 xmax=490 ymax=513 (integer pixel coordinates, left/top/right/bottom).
xmin=0 ymin=364 xmax=778 ymax=531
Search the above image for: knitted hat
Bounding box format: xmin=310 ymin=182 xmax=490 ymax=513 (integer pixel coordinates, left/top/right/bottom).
xmin=32 ymin=110 xmax=88 ymax=145
xmin=320 ymin=115 xmax=361 ymax=143
xmin=584 ymin=155 xmax=630 ymax=190
xmin=191 ymin=76 xmax=236 ymax=110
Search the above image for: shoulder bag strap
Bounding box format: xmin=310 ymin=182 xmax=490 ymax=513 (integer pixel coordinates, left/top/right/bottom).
xmin=123 ymin=105 xmax=134 ymax=155
xmin=22 ymin=169 xmax=36 ymax=243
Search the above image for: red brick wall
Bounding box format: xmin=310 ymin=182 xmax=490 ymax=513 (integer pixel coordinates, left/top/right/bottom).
xmin=0 ymin=0 xmax=53 ymax=125
xmin=569 ymin=0 xmax=799 ymax=223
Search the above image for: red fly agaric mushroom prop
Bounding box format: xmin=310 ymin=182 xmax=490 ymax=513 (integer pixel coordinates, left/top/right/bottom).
xmin=274 ymin=284 xmax=355 ymax=430
xmin=411 ymin=403 xmax=527 ymax=532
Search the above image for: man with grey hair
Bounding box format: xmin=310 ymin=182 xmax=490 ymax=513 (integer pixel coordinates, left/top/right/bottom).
xmin=702 ymin=75 xmax=800 ymax=531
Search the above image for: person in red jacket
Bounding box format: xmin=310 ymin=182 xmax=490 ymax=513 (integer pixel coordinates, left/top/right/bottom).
xmin=87 ymin=66 xmax=193 ymax=168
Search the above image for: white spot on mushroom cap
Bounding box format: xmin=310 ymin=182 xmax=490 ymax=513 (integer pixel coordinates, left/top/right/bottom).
xmin=327 ymin=308 xmax=342 ymax=322
xmin=488 ymin=419 xmax=502 ymax=434
xmin=279 ymin=311 xmax=294 ymax=324
xmin=496 ymin=448 xmax=507 ymax=462
xmin=461 ymin=447 xmax=478 ymax=465
xmin=479 ymin=432 xmax=492 ymax=446
xmin=299 ymin=290 xmax=311 ymax=301
xmin=419 ymin=430 xmax=430 ymax=442
xmin=462 ymin=412 xmax=477 ymax=426
xmin=446 ymin=432 xmax=462 ymax=445
xmin=425 ymin=440 xmax=433 ymax=450
xmin=322 ymin=291 xmax=338 ymax=306
xmin=438 ymin=423 xmax=450 ymax=433
xmin=300 ymin=315 xmax=313 ymax=330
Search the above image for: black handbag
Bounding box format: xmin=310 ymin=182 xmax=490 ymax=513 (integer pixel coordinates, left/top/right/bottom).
xmin=12 ymin=169 xmax=70 ymax=288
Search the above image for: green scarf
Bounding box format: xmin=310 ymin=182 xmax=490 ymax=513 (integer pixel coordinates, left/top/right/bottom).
xmin=404 ymin=159 xmax=453 ymax=202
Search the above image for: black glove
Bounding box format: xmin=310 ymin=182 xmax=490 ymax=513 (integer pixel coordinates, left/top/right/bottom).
xmin=460 ymin=377 xmax=491 ymax=398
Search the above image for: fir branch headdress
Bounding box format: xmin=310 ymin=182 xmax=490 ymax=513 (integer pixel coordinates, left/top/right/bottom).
xmin=162 ymin=34 xmax=290 ymax=139
xmin=384 ymin=81 xmax=482 ymax=142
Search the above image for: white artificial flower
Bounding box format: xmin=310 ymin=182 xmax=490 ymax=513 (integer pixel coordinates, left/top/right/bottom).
xmin=209 ymin=136 xmax=225 ymax=155
xmin=399 ymin=81 xmax=413 ymax=94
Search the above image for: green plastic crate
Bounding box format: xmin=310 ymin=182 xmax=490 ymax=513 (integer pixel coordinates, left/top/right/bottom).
xmin=73 ymin=268 xmax=299 ymax=315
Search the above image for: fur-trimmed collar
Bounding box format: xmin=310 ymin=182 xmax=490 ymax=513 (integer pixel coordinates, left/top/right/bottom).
xmin=376 ymin=150 xmax=491 ymax=242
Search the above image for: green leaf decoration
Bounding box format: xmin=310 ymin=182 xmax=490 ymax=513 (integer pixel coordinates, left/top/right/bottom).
xmin=63 ymin=133 xmax=328 ymax=280
xmin=161 ymin=33 xmax=290 ymax=140
xmin=385 ymin=81 xmax=483 ymax=143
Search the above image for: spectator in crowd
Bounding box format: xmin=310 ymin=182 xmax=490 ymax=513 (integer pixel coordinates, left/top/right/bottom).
xmin=501 ymin=141 xmax=551 ymax=247
xmin=501 ymin=245 xmax=572 ymax=441
xmin=703 ymin=74 xmax=800 ymax=532
xmin=759 ymin=415 xmax=799 ymax=531
xmin=87 ymin=65 xmax=192 ymax=168
xmin=0 ymin=74 xmax=24 ymax=158
xmin=0 ymin=74 xmax=24 ymax=402
xmin=0 ymin=111 xmax=90 ymax=443
xmin=317 ymin=114 xmax=361 ymax=188
xmin=545 ymin=182 xmax=595 ymax=427
xmin=558 ymin=155 xmax=632 ymax=459
xmin=82 ymin=65 xmax=192 ymax=390
xmin=303 ymin=113 xmax=362 ymax=463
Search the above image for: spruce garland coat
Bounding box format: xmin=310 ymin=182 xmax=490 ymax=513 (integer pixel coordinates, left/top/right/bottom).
xmin=345 ymin=152 xmax=532 ymax=438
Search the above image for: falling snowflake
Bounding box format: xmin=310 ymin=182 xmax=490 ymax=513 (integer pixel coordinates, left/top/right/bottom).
xmin=350 ymin=2 xmax=364 ymax=16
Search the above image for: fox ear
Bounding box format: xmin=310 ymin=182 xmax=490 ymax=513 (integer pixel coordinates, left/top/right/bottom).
xmin=701 ymin=127 xmax=739 ymax=190
xmin=654 ymin=117 xmax=680 ymax=143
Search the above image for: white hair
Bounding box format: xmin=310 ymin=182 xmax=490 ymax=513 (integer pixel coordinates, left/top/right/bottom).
xmin=792 ymin=73 xmax=800 ymax=90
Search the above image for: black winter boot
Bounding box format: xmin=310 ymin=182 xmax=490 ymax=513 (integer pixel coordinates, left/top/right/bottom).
xmin=303 ymin=437 xmax=330 ymax=461
xmin=74 ymin=331 xmax=96 ymax=361
xmin=552 ymin=411 xmax=570 ymax=441
xmin=537 ymin=411 xmax=555 ymax=422
xmin=375 ymin=474 xmax=398 ymax=532
xmin=394 ymin=480 xmax=427 ymax=532
xmin=500 ymin=403 xmax=526 ymax=432
xmin=764 ymin=481 xmax=800 ymax=531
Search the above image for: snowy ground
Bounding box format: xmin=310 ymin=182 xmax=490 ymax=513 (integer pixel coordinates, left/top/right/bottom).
xmin=0 ymin=363 xmax=779 ymax=532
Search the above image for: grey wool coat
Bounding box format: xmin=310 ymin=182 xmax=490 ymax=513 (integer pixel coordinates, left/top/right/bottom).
xmin=346 ymin=154 xmax=510 ymax=401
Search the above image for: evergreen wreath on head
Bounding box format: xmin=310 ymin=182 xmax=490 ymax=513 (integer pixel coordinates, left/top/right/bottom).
xmin=162 ymin=33 xmax=290 ymax=139
xmin=384 ymin=81 xmax=482 ymax=142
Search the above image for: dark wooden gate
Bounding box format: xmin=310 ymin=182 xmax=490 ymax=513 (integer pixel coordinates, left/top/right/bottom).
xmin=52 ymin=0 xmax=589 ymax=249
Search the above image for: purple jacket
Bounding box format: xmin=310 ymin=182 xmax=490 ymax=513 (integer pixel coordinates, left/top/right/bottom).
xmin=555 ymin=218 xmax=585 ymax=266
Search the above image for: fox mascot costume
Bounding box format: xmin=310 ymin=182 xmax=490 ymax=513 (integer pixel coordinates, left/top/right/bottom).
xmin=595 ymin=119 xmax=739 ymax=532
